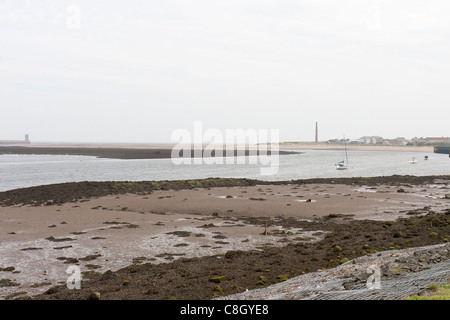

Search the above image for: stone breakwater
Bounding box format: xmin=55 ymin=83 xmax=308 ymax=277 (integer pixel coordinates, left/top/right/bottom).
xmin=352 ymin=244 xmax=450 ymax=283
xmin=221 ymin=243 xmax=450 ymax=300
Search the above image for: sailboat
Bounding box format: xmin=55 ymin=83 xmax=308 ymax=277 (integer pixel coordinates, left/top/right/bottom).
xmin=409 ymin=157 xmax=418 ymax=164
xmin=335 ymin=136 xmax=349 ymax=170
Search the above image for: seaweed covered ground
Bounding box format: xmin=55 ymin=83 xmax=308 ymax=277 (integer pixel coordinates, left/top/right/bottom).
xmin=32 ymin=210 xmax=450 ymax=300
xmin=0 ymin=175 xmax=449 ymax=300
xmin=1 ymin=174 xmax=449 ymax=207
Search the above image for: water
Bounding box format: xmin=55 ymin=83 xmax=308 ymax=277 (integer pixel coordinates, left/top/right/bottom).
xmin=0 ymin=150 xmax=449 ymax=192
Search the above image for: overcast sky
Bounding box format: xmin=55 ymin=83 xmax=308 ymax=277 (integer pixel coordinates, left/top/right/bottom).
xmin=1 ymin=0 xmax=449 ymax=143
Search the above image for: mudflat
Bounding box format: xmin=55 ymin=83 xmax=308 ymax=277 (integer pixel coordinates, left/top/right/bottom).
xmin=0 ymin=145 xmax=295 ymax=160
xmin=0 ymin=175 xmax=449 ymax=300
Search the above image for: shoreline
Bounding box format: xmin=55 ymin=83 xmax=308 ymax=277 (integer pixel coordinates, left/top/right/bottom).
xmin=1 ymin=175 xmax=449 ymax=300
xmin=2 ymin=174 xmax=450 ymax=206
xmin=0 ymin=143 xmax=435 ymax=160
xmin=0 ymin=145 xmax=296 ymax=160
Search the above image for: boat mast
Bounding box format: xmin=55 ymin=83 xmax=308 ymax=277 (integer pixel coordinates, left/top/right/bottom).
xmin=344 ymin=135 xmax=348 ymax=165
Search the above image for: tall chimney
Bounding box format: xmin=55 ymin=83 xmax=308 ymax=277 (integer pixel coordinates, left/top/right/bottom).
xmin=315 ymin=122 xmax=318 ymax=143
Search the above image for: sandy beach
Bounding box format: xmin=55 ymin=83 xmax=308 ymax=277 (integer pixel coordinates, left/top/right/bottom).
xmin=0 ymin=175 xmax=449 ymax=300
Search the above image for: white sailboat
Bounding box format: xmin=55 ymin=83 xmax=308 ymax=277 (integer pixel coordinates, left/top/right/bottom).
xmin=409 ymin=157 xmax=418 ymax=164
xmin=335 ymin=136 xmax=349 ymax=170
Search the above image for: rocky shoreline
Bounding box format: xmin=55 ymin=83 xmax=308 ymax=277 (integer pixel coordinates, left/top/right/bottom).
xmin=0 ymin=175 xmax=449 ymax=300
xmin=24 ymin=208 xmax=449 ymax=300
xmin=222 ymin=243 xmax=450 ymax=300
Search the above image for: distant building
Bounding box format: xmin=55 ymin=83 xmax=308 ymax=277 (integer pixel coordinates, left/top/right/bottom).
xmin=384 ymin=137 xmax=408 ymax=146
xmin=358 ymin=136 xmax=384 ymax=144
xmin=416 ymin=137 xmax=450 ymax=144
xmin=326 ymin=135 xmax=450 ymax=146
xmin=315 ymin=122 xmax=318 ymax=143
xmin=327 ymin=138 xmax=349 ymax=145
xmin=0 ymin=134 xmax=31 ymax=145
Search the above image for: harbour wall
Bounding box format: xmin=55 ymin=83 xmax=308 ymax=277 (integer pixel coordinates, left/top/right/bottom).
xmin=434 ymin=146 xmax=450 ymax=155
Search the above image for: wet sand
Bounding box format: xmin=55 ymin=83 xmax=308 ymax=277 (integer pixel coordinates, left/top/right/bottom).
xmin=0 ymin=176 xmax=449 ymax=300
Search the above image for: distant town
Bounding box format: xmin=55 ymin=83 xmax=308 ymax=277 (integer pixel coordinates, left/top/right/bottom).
xmin=1 ymin=133 xmax=449 ymax=148
xmin=327 ymin=136 xmax=450 ymax=147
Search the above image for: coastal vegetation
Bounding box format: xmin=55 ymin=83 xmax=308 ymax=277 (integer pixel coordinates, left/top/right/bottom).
xmin=30 ymin=207 xmax=449 ymax=300
xmin=407 ymin=282 xmax=450 ymax=300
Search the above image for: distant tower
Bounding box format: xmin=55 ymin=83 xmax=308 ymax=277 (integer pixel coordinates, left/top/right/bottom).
xmin=24 ymin=134 xmax=30 ymax=143
xmin=315 ymin=122 xmax=318 ymax=143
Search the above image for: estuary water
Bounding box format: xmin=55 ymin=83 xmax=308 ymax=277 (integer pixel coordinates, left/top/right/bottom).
xmin=0 ymin=149 xmax=449 ymax=192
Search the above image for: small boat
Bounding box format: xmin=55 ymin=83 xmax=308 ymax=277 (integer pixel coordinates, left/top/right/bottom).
xmin=335 ymin=136 xmax=349 ymax=170
xmin=409 ymin=157 xmax=418 ymax=164
xmin=336 ymin=160 xmax=348 ymax=170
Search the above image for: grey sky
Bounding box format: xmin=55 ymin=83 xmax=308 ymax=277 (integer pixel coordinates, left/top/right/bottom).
xmin=1 ymin=0 xmax=449 ymax=143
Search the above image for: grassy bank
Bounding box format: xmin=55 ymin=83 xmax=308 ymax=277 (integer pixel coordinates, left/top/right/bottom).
xmin=407 ymin=281 xmax=450 ymax=300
